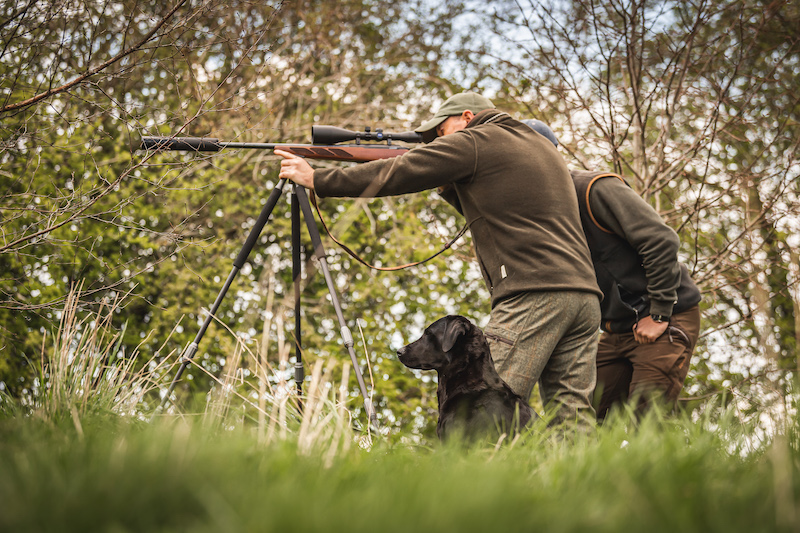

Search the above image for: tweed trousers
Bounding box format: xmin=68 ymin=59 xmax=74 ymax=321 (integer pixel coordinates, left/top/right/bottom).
xmin=484 ymin=290 xmax=601 ymax=430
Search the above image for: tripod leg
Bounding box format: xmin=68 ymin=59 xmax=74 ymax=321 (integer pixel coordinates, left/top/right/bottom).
xmin=154 ymin=179 xmax=288 ymax=415
xmin=291 ymin=188 xmax=304 ymax=397
xmin=293 ymin=185 xmax=378 ymax=426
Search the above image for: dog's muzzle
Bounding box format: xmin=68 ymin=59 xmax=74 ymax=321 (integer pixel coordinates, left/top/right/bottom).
xmin=397 ymin=346 xmax=417 ymax=368
xmin=396 ymin=346 xmax=407 ymax=362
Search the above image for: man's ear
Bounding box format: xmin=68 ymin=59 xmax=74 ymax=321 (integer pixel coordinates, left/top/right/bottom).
xmin=441 ymin=318 xmax=468 ymax=353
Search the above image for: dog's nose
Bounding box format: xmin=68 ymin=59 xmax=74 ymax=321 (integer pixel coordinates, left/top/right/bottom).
xmin=397 ymin=347 xmax=406 ymax=358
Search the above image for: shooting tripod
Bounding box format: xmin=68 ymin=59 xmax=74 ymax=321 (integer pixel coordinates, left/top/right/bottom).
xmin=145 ymin=125 xmax=424 ymax=426
xmin=157 ymin=178 xmax=377 ymax=425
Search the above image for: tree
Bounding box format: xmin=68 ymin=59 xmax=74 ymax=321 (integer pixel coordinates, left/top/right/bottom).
xmin=1 ymin=0 xmax=475 ymax=436
xmin=456 ymin=0 xmax=800 ymax=414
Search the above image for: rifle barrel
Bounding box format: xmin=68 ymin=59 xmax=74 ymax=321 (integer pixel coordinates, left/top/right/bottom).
xmin=140 ymin=137 xmax=224 ymax=151
xmin=140 ymin=136 xmax=410 ymax=162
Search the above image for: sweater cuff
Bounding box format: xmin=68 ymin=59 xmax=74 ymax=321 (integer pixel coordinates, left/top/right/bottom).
xmin=649 ymin=300 xmax=675 ymax=318
xmin=313 ymin=169 xmax=333 ymax=198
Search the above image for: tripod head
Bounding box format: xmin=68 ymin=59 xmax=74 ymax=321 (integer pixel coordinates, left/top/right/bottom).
xmin=312 ymin=126 xmax=422 ymax=145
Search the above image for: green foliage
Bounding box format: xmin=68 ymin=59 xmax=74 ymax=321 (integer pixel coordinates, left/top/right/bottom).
xmin=0 ymin=0 xmax=469 ymax=428
xmin=2 ymin=0 xmax=799 ymax=435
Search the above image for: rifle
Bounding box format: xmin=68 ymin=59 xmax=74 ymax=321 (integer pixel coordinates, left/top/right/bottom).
xmin=140 ymin=126 xmax=421 ymax=162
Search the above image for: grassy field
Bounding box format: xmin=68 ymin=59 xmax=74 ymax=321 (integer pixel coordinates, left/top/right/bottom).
xmin=0 ymin=403 xmax=796 ymax=533
xmin=2 ymin=292 xmax=796 ymax=532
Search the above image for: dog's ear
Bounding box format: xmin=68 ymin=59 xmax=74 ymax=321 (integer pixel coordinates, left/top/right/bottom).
xmin=441 ymin=318 xmax=469 ymax=353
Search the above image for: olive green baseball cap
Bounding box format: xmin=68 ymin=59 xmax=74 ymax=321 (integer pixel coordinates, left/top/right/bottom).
xmin=415 ymin=92 xmax=495 ymax=142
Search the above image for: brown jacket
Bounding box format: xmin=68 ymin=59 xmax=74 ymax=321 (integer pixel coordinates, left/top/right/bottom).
xmin=314 ymin=110 xmax=601 ymax=307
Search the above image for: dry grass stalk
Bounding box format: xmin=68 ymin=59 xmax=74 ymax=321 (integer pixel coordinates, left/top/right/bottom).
xmin=41 ymin=283 xmax=167 ymax=420
xmin=356 ymin=319 xmax=376 ymax=444
xmin=325 ymin=362 xmax=352 ymax=466
xmin=193 ymin=310 xmax=282 ymax=426
xmin=204 ymin=340 xmax=243 ymax=425
xmin=297 ymin=358 xmax=354 ymax=458
xmin=189 ymin=350 xmax=277 ymax=427
xmin=41 ymin=281 xmax=359 ymax=459
xmin=266 ymin=314 xmax=291 ymax=444
xmin=258 ymin=273 xmax=276 ymax=440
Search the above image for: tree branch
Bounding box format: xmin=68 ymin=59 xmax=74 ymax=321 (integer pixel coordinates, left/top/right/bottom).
xmin=0 ymin=0 xmax=189 ymax=114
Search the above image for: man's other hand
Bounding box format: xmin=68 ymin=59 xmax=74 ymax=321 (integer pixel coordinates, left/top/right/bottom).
xmin=633 ymin=316 xmax=669 ymax=344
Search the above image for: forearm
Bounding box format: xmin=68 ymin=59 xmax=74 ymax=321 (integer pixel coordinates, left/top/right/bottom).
xmin=313 ymin=159 xmax=425 ymax=198
xmin=314 ymin=134 xmax=476 ymax=199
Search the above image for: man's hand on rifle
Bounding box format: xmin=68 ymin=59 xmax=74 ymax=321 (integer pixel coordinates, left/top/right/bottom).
xmin=275 ymin=150 xmax=315 ymax=190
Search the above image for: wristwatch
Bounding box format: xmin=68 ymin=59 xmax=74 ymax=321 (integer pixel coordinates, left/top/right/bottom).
xmin=650 ymin=314 xmax=669 ymax=323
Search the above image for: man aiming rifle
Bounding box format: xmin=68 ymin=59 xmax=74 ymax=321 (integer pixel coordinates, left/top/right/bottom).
xmin=276 ymin=92 xmax=603 ymax=431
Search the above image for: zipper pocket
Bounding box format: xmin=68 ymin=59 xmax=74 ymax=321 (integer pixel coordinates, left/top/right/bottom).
xmin=485 ymin=333 xmax=514 ymax=346
xmin=667 ymin=326 xmax=691 ymax=346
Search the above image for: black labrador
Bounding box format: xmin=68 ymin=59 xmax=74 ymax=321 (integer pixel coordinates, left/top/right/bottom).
xmin=397 ymin=315 xmax=534 ymax=441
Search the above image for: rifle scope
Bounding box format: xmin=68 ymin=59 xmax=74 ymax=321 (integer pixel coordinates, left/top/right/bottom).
xmin=312 ymin=126 xmax=422 ymax=145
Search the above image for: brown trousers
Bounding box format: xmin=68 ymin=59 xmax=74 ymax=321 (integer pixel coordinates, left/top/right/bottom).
xmin=595 ymin=306 xmax=700 ymax=420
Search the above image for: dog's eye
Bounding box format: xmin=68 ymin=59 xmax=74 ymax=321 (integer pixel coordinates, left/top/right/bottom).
xmin=421 ymin=331 xmax=438 ymax=345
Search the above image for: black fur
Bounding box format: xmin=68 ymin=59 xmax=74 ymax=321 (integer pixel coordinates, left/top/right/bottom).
xmin=397 ymin=315 xmax=534 ymax=441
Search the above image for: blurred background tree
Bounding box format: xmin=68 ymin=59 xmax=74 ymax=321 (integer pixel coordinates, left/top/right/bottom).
xmin=2 ymin=0 xmax=797 ymax=436
xmin=457 ymin=0 xmax=800 ymax=416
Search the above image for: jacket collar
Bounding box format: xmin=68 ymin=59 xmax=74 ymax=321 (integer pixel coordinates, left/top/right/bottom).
xmin=467 ymin=109 xmax=512 ymax=128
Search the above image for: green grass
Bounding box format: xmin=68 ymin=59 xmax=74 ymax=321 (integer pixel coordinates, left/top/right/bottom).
xmin=3 ymin=287 xmax=796 ymax=532
xmin=0 ymin=406 xmax=796 ymax=533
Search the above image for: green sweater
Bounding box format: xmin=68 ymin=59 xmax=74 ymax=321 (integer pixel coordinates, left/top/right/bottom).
xmin=314 ymin=110 xmax=601 ymax=307
xmin=572 ymin=170 xmax=701 ymax=330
